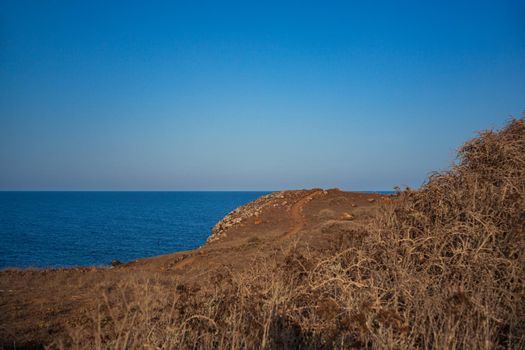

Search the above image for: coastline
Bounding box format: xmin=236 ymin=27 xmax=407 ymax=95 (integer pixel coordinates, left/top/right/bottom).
xmin=0 ymin=189 xmax=389 ymax=346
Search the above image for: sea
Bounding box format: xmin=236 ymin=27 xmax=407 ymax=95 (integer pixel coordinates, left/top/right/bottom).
xmin=0 ymin=191 xmax=269 ymax=269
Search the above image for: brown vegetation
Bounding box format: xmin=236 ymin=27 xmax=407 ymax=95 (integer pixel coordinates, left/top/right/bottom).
xmin=2 ymin=118 xmax=525 ymax=349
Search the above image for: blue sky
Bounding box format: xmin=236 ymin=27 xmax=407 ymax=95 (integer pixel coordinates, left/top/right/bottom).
xmin=1 ymin=0 xmax=524 ymax=191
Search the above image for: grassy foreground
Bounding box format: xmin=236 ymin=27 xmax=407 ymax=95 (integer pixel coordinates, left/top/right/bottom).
xmin=52 ymin=119 xmax=525 ymax=349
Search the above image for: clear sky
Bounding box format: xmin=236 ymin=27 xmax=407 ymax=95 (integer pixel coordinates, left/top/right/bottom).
xmin=1 ymin=1 xmax=524 ymax=191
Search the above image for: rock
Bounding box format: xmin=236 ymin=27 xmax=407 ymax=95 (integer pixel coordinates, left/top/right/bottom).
xmin=340 ymin=212 xmax=355 ymax=221
xmin=367 ymin=198 xmax=376 ymax=203
xmin=111 ymin=260 xmax=123 ymax=267
xmin=206 ymin=191 xmax=290 ymax=243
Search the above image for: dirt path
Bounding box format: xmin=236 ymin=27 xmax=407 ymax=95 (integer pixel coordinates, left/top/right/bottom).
xmin=281 ymin=189 xmax=325 ymax=240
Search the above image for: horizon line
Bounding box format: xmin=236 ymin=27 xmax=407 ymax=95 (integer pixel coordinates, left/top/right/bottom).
xmin=0 ymin=188 xmax=397 ymax=193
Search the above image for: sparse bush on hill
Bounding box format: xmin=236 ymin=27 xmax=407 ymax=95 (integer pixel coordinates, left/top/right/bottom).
xmin=56 ymin=118 xmax=525 ymax=349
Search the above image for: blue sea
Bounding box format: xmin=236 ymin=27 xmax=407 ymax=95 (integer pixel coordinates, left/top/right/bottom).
xmin=0 ymin=191 xmax=269 ymax=269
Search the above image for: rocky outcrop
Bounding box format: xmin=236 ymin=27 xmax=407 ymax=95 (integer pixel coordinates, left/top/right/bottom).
xmin=206 ymin=191 xmax=290 ymax=243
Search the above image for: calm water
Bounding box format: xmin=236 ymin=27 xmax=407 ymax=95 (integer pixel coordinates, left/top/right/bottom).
xmin=0 ymin=191 xmax=269 ymax=268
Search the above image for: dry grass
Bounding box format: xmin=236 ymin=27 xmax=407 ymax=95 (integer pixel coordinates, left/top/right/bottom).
xmin=53 ymin=118 xmax=525 ymax=349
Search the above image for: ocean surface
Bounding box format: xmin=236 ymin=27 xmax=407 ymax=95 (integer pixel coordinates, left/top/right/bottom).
xmin=0 ymin=191 xmax=269 ymax=268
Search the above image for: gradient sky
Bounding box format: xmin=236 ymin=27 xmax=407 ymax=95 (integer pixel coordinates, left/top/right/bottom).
xmin=1 ymin=1 xmax=524 ymax=191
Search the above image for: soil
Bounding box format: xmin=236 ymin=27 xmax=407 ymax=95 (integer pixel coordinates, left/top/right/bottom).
xmin=0 ymin=189 xmax=391 ymax=348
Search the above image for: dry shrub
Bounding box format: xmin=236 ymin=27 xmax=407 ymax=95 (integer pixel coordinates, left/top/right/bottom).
xmin=56 ymin=118 xmax=525 ymax=349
